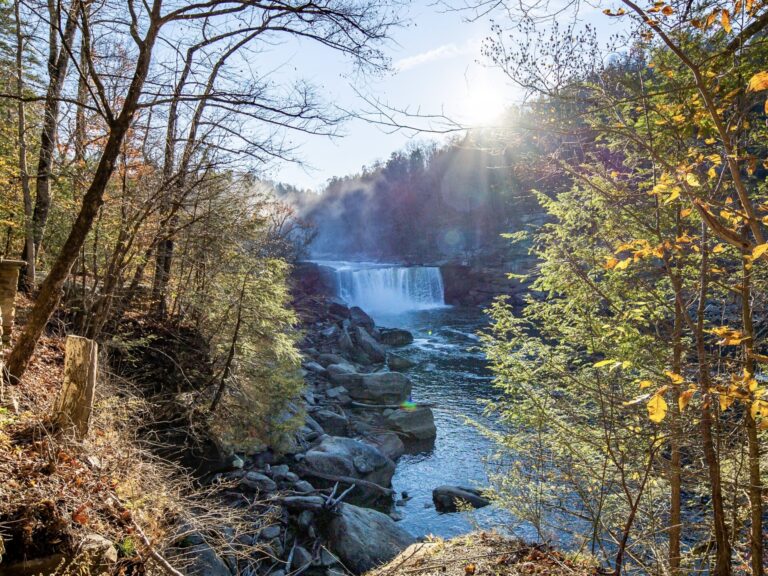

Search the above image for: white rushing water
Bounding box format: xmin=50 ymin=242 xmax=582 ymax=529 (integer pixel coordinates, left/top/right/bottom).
xmin=314 ymin=261 xmax=447 ymax=316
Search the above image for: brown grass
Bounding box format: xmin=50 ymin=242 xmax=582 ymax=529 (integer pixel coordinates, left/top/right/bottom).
xmin=0 ymin=298 xmax=270 ymax=575
xmin=368 ymin=532 xmax=599 ymax=576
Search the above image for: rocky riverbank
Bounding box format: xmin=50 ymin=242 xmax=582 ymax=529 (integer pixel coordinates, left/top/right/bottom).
xmin=179 ymin=295 xmax=466 ymax=576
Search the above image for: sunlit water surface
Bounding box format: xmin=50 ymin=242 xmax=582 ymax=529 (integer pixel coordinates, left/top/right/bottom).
xmin=372 ymin=306 xmax=537 ymax=540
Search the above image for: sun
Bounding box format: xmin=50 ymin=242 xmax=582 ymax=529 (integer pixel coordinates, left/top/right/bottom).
xmin=461 ymin=80 xmax=507 ymax=127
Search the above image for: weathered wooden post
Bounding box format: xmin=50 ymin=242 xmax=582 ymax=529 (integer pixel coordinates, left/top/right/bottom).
xmin=53 ymin=335 xmax=98 ymax=438
xmin=0 ymin=259 xmax=25 ymax=345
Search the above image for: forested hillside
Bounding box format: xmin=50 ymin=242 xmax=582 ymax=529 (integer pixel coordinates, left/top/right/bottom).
xmin=287 ymin=129 xmax=556 ymax=265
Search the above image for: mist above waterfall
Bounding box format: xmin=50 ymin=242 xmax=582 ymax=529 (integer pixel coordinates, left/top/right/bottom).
xmin=285 ymin=130 xmax=551 ymax=266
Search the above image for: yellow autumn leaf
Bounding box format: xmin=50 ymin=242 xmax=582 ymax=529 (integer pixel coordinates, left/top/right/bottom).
xmin=615 ymin=258 xmax=632 ymax=270
xmin=648 ymin=394 xmax=668 ymax=423
xmin=664 ymin=188 xmax=681 ymax=204
xmin=680 ymin=207 xmax=692 ymax=218
xmin=721 ymin=9 xmax=732 ymax=33
xmin=719 ymin=391 xmax=735 ymax=412
xmin=679 ymin=388 xmax=695 ymax=412
xmin=704 ymin=137 xmax=716 ymax=144
xmin=638 ymin=380 xmax=653 ymax=389
xmin=752 ymin=243 xmax=768 ymax=259
xmin=665 ymin=371 xmax=685 ymax=384
xmin=593 ymin=359 xmax=615 ymax=368
xmin=685 ymin=173 xmax=701 ymax=187
xmin=750 ymin=399 xmax=767 ymax=419
xmin=747 ymin=71 xmax=768 ymax=92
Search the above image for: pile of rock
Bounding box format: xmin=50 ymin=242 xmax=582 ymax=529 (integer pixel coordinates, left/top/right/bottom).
xmin=172 ymin=298 xmax=439 ymax=576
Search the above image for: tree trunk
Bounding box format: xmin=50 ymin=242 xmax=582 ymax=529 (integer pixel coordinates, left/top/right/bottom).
xmin=740 ymin=254 xmax=764 ymax=576
xmin=30 ymin=0 xmax=81 ymax=259
xmin=669 ymin=297 xmax=683 ymax=575
xmin=6 ymin=13 xmax=162 ymax=383
xmin=14 ymin=0 xmax=34 ymax=293
xmin=694 ymin=226 xmax=731 ymax=576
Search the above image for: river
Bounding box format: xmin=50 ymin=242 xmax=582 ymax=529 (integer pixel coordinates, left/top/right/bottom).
xmin=313 ymin=261 xmax=538 ymax=541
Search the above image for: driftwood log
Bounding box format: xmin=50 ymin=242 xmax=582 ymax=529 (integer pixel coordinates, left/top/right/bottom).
xmin=52 ymin=335 xmax=98 ymax=438
xmin=293 ymin=465 xmax=395 ymax=497
xmin=349 ymin=401 xmax=436 ymax=410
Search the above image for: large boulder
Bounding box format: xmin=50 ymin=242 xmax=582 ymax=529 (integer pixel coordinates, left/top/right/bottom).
xmin=354 ymin=326 xmax=386 ymax=363
xmin=379 ymin=329 xmax=414 ymax=347
xmin=350 ymin=306 xmax=375 ymax=332
xmin=363 ymin=432 xmax=405 ymax=461
xmin=386 ymin=407 xmax=436 ymax=441
xmin=346 ymin=372 xmax=412 ymax=404
xmin=432 ymin=486 xmax=490 ymax=512
xmin=326 ymin=503 xmax=416 ymax=573
xmin=301 ymin=436 xmax=395 ymax=489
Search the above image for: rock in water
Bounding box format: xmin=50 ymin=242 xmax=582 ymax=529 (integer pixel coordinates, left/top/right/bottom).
xmin=387 ymin=353 xmax=416 ymax=372
xmin=386 ymin=407 xmax=437 ymax=441
xmin=327 ymin=503 xmax=416 ymax=573
xmin=432 ymin=486 xmax=491 ymax=512
xmin=379 ymin=329 xmax=414 ymax=347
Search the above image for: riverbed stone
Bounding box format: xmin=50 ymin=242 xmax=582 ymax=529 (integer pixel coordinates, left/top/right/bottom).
xmin=363 ymin=432 xmax=405 ymax=461
xmin=303 ymin=361 xmax=327 ymax=376
xmin=387 ymin=354 xmax=416 ymax=371
xmin=240 ymin=471 xmax=277 ymax=493
xmin=326 ymin=362 xmax=357 ymax=380
xmin=302 ymin=436 xmax=395 ymax=487
xmin=293 ymin=480 xmax=315 ymax=493
xmin=326 ymin=503 xmax=416 ymax=573
xmin=328 ymin=300 xmax=351 ymax=320
xmin=291 ymin=546 xmax=313 ymax=570
xmin=325 ymin=386 xmax=351 ymax=404
xmin=350 ymin=306 xmax=375 ymax=332
xmin=344 ymin=372 xmax=412 ymax=404
xmin=386 ymin=407 xmax=436 ymax=441
xmin=379 ymin=328 xmax=414 ymax=347
xmin=432 ymin=486 xmax=490 ymax=512
xmin=313 ymin=409 xmax=349 ymax=436
xmin=260 ymin=525 xmax=282 ymax=540
xmin=318 ymin=353 xmax=347 ymax=367
xmin=354 ymin=326 xmax=386 ymax=363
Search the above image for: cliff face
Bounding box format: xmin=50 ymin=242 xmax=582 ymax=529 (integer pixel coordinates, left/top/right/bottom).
xmin=440 ymin=264 xmax=531 ymax=307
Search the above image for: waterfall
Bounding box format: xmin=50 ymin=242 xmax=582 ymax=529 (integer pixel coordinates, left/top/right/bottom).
xmin=317 ymin=261 xmax=446 ymax=314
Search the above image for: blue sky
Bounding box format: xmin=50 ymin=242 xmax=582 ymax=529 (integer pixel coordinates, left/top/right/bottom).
xmin=260 ymin=1 xmax=622 ymax=190
xmin=259 ymin=1 xmax=522 ymax=190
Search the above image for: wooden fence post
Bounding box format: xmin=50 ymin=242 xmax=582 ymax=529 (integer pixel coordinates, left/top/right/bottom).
xmin=53 ymin=335 xmax=98 ymax=438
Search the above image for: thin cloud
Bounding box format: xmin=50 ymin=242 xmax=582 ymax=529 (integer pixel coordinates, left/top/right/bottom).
xmin=394 ymin=40 xmax=480 ymax=72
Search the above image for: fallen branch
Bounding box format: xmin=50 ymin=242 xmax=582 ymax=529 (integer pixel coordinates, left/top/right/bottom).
xmin=108 ymin=493 xmax=184 ymax=576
